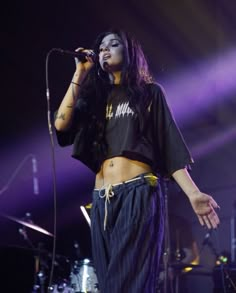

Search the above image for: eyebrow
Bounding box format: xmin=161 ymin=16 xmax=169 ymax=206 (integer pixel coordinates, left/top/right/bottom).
xmin=99 ymin=38 xmax=121 ymax=46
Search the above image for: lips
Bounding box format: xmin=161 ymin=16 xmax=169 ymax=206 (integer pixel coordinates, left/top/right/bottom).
xmin=103 ymin=54 xmax=111 ymax=60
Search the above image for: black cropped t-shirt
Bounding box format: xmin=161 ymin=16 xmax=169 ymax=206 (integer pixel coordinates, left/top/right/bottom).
xmin=55 ymin=83 xmax=194 ymax=177
xmin=105 ymin=85 xmax=151 ymax=163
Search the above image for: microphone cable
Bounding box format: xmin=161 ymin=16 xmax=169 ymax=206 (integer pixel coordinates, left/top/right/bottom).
xmin=45 ymin=48 xmax=60 ymax=290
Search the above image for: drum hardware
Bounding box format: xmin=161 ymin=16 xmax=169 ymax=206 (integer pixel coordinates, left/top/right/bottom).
xmin=7 ymin=212 xmax=50 ymax=292
xmin=1 ymin=243 xmax=99 ymax=292
xmin=7 ymin=237 xmax=70 ymax=293
xmin=48 ymin=279 xmax=72 ymax=293
xmin=1 ymin=212 xmax=54 ymax=237
xmin=213 ymin=264 xmax=236 ymax=292
xmin=31 ymin=243 xmax=52 ymax=293
xmin=1 ymin=212 xmax=55 ymax=291
xmin=1 ymin=210 xmax=99 ymax=292
xmin=73 ymin=240 xmax=82 ymax=260
xmin=33 ymin=269 xmax=47 ymax=293
xmin=4 ymin=241 xmax=72 ymax=292
xmin=158 ymin=262 xmax=204 ymax=293
xmin=43 ymin=258 xmax=100 ymax=293
xmin=70 ymin=258 xmax=99 ymax=292
xmin=32 ymin=250 xmax=72 ymax=292
xmin=174 ymin=229 xmax=182 ymax=263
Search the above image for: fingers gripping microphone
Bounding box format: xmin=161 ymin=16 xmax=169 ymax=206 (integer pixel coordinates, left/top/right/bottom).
xmin=56 ymin=48 xmax=96 ymax=62
xmin=32 ymin=156 xmax=39 ymax=195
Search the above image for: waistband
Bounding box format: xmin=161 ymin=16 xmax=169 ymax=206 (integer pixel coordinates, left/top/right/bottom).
xmin=94 ymin=172 xmax=158 ymax=192
xmin=94 ymin=172 xmax=158 ymax=231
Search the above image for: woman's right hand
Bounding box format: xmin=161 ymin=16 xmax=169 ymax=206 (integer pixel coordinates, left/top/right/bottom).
xmin=74 ymin=47 xmax=95 ymax=81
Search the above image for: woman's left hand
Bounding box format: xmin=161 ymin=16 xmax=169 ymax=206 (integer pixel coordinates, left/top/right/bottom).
xmin=188 ymin=191 xmax=220 ymax=229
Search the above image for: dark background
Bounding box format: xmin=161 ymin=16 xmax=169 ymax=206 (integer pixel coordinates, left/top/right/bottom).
xmin=1 ymin=1 xmax=236 ymax=292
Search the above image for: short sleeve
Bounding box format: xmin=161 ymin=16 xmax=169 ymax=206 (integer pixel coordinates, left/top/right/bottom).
xmin=149 ymin=83 xmax=194 ymax=177
xmin=54 ymin=98 xmax=89 ymax=147
xmin=54 ymin=95 xmax=106 ymax=173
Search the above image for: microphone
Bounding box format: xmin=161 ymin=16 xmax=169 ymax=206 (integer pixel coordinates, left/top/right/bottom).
xmin=32 ymin=156 xmax=39 ymax=195
xmin=56 ymin=48 xmax=96 ymax=62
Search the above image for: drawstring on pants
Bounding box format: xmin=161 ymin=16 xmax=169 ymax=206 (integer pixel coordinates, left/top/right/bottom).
xmin=97 ymin=174 xmax=158 ymax=231
xmin=99 ymin=184 xmax=114 ymax=230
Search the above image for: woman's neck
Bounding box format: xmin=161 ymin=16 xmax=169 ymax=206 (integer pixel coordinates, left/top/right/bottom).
xmin=109 ymin=71 xmax=121 ymax=85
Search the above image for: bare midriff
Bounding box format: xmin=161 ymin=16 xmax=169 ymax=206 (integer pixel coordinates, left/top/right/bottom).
xmin=95 ymin=156 xmax=152 ymax=189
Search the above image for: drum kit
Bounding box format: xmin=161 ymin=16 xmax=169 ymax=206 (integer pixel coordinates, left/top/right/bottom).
xmin=1 ymin=212 xmax=206 ymax=293
xmin=47 ymin=258 xmax=99 ymax=292
xmin=33 ymin=258 xmax=99 ymax=293
xmin=0 ymin=210 xmax=100 ymax=293
xmin=1 ymin=208 xmax=228 ymax=293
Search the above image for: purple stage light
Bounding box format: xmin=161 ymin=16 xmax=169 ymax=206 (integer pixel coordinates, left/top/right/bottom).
xmin=161 ymin=47 xmax=236 ymax=125
xmin=191 ymin=124 xmax=236 ymax=159
xmin=0 ymin=131 xmax=94 ymax=209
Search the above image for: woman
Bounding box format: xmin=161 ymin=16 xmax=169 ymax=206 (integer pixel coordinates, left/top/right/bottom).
xmin=54 ymin=29 xmax=220 ymax=293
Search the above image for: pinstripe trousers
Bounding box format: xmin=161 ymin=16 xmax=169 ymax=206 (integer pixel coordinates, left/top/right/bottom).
xmin=91 ymin=173 xmax=164 ymax=293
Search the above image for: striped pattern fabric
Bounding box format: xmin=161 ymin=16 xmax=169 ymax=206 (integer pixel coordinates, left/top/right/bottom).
xmin=91 ymin=173 xmax=164 ymax=293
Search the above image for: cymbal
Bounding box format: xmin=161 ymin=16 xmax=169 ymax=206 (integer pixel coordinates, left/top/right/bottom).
xmin=1 ymin=213 xmax=54 ymax=237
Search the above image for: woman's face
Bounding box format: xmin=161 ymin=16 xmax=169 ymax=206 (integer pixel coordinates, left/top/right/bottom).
xmin=98 ymin=33 xmax=124 ymax=72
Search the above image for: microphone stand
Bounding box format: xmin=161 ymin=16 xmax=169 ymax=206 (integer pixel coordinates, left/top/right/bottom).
xmin=0 ymin=153 xmax=36 ymax=196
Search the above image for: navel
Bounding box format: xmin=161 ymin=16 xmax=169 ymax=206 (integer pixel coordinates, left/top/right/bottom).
xmin=109 ymin=160 xmax=114 ymax=167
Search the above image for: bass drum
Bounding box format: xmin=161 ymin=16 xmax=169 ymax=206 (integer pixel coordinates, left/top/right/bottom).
xmin=70 ymin=259 xmax=100 ymax=292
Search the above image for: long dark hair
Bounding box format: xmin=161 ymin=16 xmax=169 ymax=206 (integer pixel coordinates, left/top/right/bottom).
xmin=79 ymin=29 xmax=154 ymax=131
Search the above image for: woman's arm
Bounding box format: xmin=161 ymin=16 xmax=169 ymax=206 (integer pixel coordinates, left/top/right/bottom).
xmin=54 ymin=49 xmax=94 ymax=131
xmin=172 ymin=168 xmax=220 ymax=229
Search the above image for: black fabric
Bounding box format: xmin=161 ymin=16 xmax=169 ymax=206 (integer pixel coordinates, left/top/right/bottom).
xmin=105 ymin=86 xmax=144 ymax=160
xmin=55 ymin=95 xmax=107 ymax=171
xmin=148 ymin=84 xmax=194 ymax=176
xmin=55 ymin=83 xmax=193 ymax=176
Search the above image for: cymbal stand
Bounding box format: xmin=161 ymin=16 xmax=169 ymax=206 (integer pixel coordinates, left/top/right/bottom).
xmin=17 ymin=217 xmax=47 ymax=293
xmin=18 ymin=226 xmax=34 ymax=249
xmin=32 ymin=243 xmax=48 ymax=293
xmin=18 ymin=229 xmax=44 ymax=292
xmin=17 ymin=213 xmax=44 ymax=292
xmin=18 ymin=213 xmax=35 ymax=248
